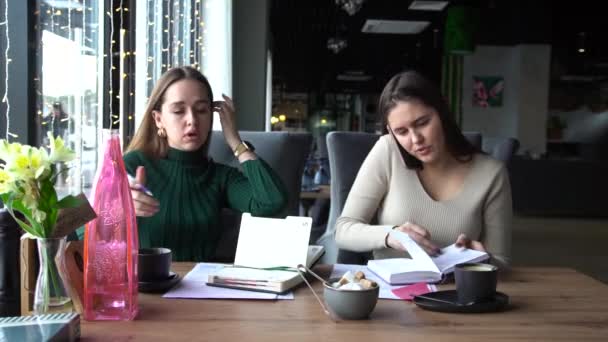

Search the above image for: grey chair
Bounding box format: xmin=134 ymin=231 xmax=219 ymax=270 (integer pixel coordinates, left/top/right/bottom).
xmin=208 ymin=130 xmax=312 ymax=262
xmin=319 ymin=132 xmax=381 ymax=264
xmin=490 ymin=137 xmax=520 ymax=164
xmin=326 ymin=131 xmax=484 ymax=265
xmin=463 ymin=131 xmax=482 ymax=150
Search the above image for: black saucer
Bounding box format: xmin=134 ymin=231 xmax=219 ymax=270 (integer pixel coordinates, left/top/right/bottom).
xmin=138 ymin=272 xmax=181 ymax=293
xmin=413 ymin=290 xmax=509 ymax=313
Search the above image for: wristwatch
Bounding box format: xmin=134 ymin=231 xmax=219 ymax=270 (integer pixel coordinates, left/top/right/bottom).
xmin=233 ymin=141 xmax=255 ymax=157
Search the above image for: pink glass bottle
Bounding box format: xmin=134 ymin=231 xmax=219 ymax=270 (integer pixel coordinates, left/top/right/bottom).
xmin=83 ymin=130 xmax=138 ymax=320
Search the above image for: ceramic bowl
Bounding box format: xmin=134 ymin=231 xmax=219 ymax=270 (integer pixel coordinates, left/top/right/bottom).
xmin=323 ymin=278 xmax=379 ymax=320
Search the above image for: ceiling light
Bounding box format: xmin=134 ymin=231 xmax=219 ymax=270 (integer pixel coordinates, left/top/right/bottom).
xmin=409 ymin=1 xmax=449 ymax=11
xmin=327 ymin=37 xmax=348 ymax=54
xmin=335 ymin=0 xmax=365 ymax=16
xmin=578 ymin=32 xmax=586 ymax=54
xmin=336 ymin=73 xmax=373 ymax=81
xmin=361 ymin=19 xmax=430 ymax=34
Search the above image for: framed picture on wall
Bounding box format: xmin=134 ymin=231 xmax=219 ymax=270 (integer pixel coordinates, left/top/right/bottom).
xmin=473 ymin=76 xmax=504 ymax=107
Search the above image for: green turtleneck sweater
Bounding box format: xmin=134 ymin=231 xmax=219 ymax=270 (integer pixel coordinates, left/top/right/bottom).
xmin=122 ymin=147 xmax=288 ymax=261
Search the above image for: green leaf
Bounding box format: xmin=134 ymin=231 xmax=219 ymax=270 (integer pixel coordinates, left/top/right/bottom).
xmin=6 ymin=201 xmax=45 ymax=237
xmin=57 ymin=195 xmax=83 ymax=209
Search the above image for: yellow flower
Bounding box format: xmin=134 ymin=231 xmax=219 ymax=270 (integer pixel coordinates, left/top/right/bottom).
xmin=4 ymin=146 xmax=49 ymax=181
xmin=32 ymin=208 xmax=47 ymax=223
xmin=0 ymin=140 xmax=22 ymax=161
xmin=0 ymin=170 xmax=12 ymax=194
xmin=47 ymin=132 xmax=75 ymax=163
xmin=19 ymin=180 xmax=40 ymax=212
xmin=30 ymin=147 xmax=50 ymax=179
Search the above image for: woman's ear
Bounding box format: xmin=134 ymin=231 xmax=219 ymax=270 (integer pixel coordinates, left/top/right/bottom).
xmin=152 ymin=110 xmax=163 ymax=128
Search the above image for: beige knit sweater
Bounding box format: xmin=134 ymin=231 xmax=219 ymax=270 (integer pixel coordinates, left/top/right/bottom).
xmin=335 ymin=134 xmax=512 ymax=268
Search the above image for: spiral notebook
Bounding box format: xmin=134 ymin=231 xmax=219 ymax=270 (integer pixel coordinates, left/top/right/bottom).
xmin=207 ymin=213 xmax=324 ymax=294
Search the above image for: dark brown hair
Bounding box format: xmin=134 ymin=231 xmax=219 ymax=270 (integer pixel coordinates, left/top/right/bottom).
xmin=126 ymin=66 xmax=214 ymax=158
xmin=379 ymin=70 xmax=477 ymax=169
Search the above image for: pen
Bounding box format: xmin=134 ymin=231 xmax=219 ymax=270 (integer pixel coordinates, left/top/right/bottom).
xmin=127 ymin=174 xmax=154 ymax=197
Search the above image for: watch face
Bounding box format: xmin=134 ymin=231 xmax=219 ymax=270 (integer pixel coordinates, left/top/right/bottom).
xmin=234 ymin=142 xmax=250 ymax=157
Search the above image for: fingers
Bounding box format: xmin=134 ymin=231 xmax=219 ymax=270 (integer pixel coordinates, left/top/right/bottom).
xmin=454 ymin=234 xmax=486 ymax=252
xmin=130 ymin=187 xmax=159 ymax=217
xmin=405 ymin=222 xmax=431 ymax=239
xmin=409 ymin=231 xmax=440 ymax=256
xmin=470 ymin=240 xmax=486 ymax=252
xmin=136 ymin=166 xmax=146 ymax=186
xmin=455 ymin=233 xmax=470 ymax=248
xmin=394 ymin=222 xmax=439 ymax=256
xmin=212 ymin=94 xmax=235 ymax=115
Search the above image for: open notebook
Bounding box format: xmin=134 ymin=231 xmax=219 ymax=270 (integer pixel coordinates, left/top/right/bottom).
xmin=207 ymin=213 xmax=324 ymax=294
xmin=367 ymin=230 xmax=489 ymax=285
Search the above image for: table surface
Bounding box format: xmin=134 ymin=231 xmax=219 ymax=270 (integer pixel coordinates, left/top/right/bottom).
xmin=81 ymin=264 xmax=608 ymax=341
xmin=300 ymin=185 xmax=331 ymax=200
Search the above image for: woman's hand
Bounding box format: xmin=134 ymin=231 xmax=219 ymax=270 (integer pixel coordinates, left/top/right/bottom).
xmin=386 ymin=222 xmax=441 ymax=256
xmin=213 ymin=94 xmax=241 ymax=150
xmin=129 ymin=166 xmax=159 ymax=217
xmin=455 ymin=233 xmax=486 ymax=252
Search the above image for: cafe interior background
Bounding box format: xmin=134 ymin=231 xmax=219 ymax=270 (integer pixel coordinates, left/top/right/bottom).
xmin=0 ymin=0 xmax=607 ymax=282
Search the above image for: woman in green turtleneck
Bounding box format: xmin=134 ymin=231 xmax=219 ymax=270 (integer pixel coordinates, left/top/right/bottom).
xmin=123 ymin=66 xmax=287 ymax=261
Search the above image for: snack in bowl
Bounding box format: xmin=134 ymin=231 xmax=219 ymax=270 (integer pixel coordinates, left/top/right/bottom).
xmin=332 ymin=270 xmax=378 ymax=290
xmin=324 ymin=270 xmax=379 ymax=319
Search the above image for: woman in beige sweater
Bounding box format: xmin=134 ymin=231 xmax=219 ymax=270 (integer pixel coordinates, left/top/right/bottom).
xmin=335 ymin=71 xmax=512 ymax=268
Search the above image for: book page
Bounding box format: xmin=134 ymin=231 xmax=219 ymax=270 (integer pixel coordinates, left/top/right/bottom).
xmin=388 ymin=230 xmax=439 ymax=273
xmin=234 ymin=214 xmax=312 ymax=269
xmin=432 ymin=244 xmax=489 ymax=274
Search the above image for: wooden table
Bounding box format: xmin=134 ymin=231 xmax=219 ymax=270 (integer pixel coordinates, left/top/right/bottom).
xmin=300 ymin=184 xmax=331 ymax=200
xmin=81 ymin=264 xmax=608 ymax=341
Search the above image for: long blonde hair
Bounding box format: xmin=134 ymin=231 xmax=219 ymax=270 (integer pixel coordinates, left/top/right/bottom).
xmin=126 ymin=66 xmax=214 ymax=158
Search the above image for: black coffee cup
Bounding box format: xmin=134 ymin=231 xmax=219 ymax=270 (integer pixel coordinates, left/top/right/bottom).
xmin=138 ymin=248 xmax=172 ymax=282
xmin=454 ymin=262 xmax=498 ymax=304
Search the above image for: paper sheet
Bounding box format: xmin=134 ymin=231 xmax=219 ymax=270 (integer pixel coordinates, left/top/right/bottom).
xmin=234 ymin=214 xmax=312 ymax=269
xmin=163 ymin=263 xmax=294 ymax=300
xmin=432 ymin=244 xmax=489 ymax=273
xmin=388 ymin=230 xmax=440 ymax=273
xmin=391 ymin=282 xmax=437 ymax=300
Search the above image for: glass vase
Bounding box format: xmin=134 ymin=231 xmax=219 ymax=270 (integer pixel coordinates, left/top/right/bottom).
xmin=83 ymin=130 xmax=139 ymax=321
xmin=34 ymin=237 xmax=73 ymax=314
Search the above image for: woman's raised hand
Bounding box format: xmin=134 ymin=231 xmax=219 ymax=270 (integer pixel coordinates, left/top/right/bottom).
xmin=213 ymin=94 xmax=241 ymax=150
xmin=386 ymin=221 xmax=441 ymax=256
xmin=129 ymin=166 xmax=159 ymax=217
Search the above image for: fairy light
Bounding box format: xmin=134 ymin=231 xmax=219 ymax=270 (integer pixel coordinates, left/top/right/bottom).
xmin=165 ymin=0 xmax=169 ymax=71
xmin=108 ymin=0 xmax=114 ymax=122
xmin=172 ymin=0 xmax=180 ymax=67
xmin=119 ymin=0 xmax=124 ymax=132
xmin=1 ymin=0 xmax=10 ymax=139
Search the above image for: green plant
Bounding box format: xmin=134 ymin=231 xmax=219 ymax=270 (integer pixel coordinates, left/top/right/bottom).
xmin=0 ymin=132 xmax=81 ymax=237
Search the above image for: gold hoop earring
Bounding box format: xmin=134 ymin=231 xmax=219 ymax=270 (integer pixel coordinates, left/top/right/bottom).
xmin=157 ymin=127 xmax=166 ymax=138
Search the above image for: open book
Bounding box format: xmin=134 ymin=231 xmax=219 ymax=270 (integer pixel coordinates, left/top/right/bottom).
xmin=367 ymin=230 xmax=489 ymax=284
xmin=207 ymin=213 xmax=325 ymax=294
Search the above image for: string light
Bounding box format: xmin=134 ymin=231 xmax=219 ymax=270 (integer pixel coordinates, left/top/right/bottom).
xmin=108 ymin=0 xmax=114 ymax=121
xmin=2 ymin=0 xmax=10 ymax=139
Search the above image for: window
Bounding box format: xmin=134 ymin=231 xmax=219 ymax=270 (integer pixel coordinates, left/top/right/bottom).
xmin=134 ymin=0 xmax=232 ymax=132
xmin=35 ymin=0 xmax=104 ymax=197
